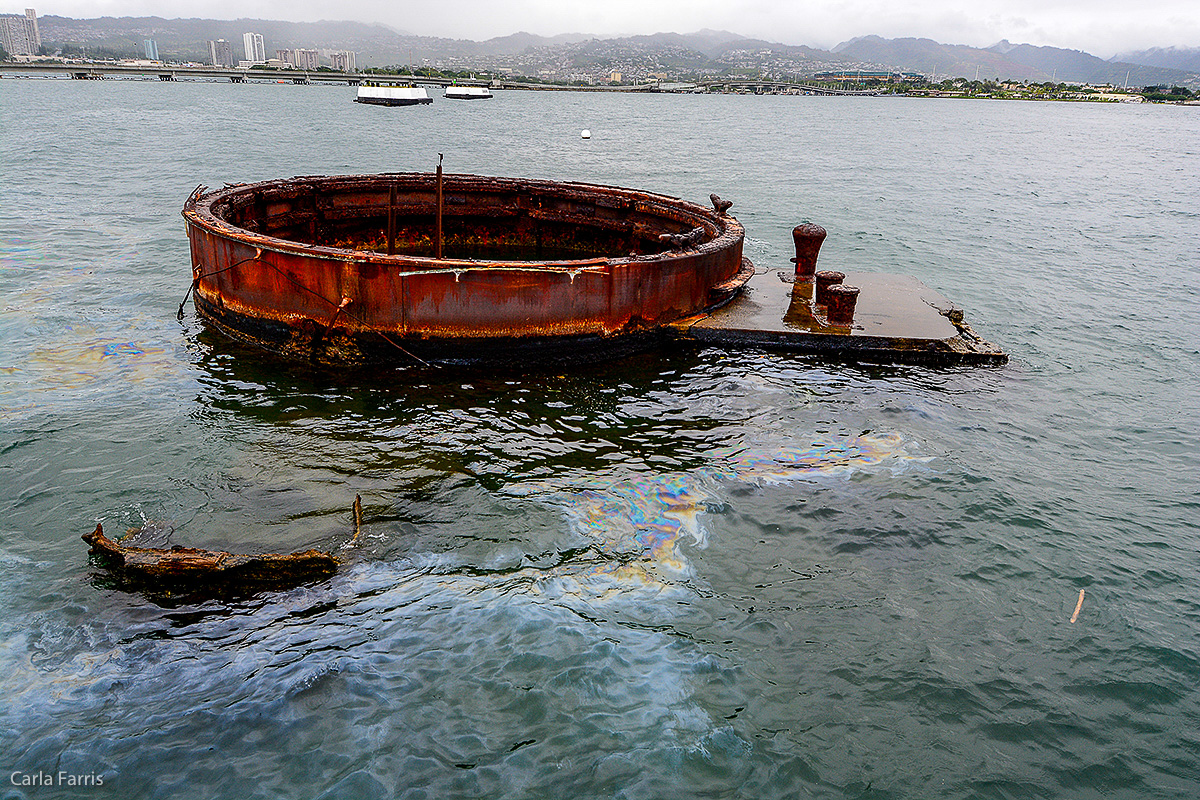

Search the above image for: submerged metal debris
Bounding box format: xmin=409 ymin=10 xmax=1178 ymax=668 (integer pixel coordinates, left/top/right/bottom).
xmin=83 ymin=523 xmax=338 ymax=601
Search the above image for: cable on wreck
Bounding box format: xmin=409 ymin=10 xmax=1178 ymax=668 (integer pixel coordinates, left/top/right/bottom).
xmin=180 ymin=254 xmax=432 ymax=367
xmin=177 ymin=256 xmax=259 ymax=320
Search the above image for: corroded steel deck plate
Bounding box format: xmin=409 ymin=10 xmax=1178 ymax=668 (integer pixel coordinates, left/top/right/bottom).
xmin=675 ymin=269 xmax=1008 ymax=365
xmin=182 ymin=173 xmax=751 ymax=366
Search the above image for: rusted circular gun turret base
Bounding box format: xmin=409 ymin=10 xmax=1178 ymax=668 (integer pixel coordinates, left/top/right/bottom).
xmin=182 ymin=174 xmax=751 ymax=367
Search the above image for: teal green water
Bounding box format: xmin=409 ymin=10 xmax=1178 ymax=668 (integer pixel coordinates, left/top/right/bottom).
xmin=1 ymin=79 xmax=1198 ymax=799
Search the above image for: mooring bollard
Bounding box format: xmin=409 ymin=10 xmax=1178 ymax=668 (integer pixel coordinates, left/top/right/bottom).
xmin=825 ymin=284 xmax=860 ymax=326
xmin=815 ymin=270 xmax=845 ymax=305
xmin=791 ymin=224 xmax=827 ymax=280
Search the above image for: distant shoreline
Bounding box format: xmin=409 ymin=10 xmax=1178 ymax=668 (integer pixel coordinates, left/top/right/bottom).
xmin=1 ymin=61 xmax=1196 ymax=105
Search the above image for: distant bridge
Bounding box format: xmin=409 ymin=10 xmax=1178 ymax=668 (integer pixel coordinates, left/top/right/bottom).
xmin=0 ymin=63 xmax=663 ymax=93
xmin=0 ymin=61 xmax=364 ymax=84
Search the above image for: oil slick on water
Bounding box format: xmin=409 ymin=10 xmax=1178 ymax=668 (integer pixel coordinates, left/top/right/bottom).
xmin=507 ymin=432 xmax=925 ymax=604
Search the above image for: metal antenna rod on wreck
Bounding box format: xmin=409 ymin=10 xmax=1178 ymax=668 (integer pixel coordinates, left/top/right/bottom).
xmin=435 ymin=153 xmax=444 ymax=260
xmin=387 ymin=181 xmax=397 ymax=256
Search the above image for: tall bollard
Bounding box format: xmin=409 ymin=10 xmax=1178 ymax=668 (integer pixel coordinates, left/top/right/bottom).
xmin=791 ymin=224 xmax=827 ymax=281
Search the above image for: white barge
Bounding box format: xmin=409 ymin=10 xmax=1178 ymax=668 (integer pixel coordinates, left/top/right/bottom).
xmin=444 ymin=85 xmax=493 ymax=100
xmin=355 ymin=83 xmax=433 ymax=106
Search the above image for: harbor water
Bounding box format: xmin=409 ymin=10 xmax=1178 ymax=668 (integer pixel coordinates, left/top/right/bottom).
xmin=1 ymin=78 xmax=1198 ymax=798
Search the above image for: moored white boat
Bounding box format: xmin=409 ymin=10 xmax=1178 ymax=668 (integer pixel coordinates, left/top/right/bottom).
xmin=355 ymin=83 xmax=432 ymax=106
xmin=444 ymin=85 xmax=493 ymax=100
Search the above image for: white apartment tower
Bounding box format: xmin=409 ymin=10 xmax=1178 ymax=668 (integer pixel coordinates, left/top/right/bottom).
xmin=242 ymin=32 xmax=265 ymax=63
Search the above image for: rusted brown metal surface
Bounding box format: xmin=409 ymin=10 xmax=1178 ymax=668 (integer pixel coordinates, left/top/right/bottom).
xmin=815 ymin=270 xmax=846 ymax=305
xmin=182 ymin=173 xmax=752 ymax=365
xmin=680 ymin=269 xmax=1008 ymax=365
xmin=84 ymin=523 xmax=338 ymax=600
xmin=825 ymin=284 xmax=860 ymax=326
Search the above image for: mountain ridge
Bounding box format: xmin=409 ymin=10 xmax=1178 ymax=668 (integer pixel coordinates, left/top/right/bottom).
xmin=24 ymin=16 xmax=1200 ymax=86
xmin=833 ymin=34 xmax=1197 ymax=86
xmin=1112 ymin=46 xmax=1200 ymax=72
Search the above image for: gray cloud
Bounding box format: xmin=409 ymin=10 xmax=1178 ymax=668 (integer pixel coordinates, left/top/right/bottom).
xmin=12 ymin=0 xmax=1199 ymax=57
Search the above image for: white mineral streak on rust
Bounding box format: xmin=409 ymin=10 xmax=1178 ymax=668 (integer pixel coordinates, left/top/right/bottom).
xmin=393 ymin=261 xmax=609 ymax=279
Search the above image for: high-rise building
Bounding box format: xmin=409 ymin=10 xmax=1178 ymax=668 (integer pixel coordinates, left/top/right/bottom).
xmin=242 ymin=32 xmax=265 ymax=63
xmin=293 ymin=49 xmax=319 ymax=70
xmin=327 ymin=51 xmax=357 ymax=72
xmin=143 ymin=38 xmax=159 ymax=61
xmin=275 ymin=49 xmax=295 ymax=67
xmin=208 ymin=39 xmax=235 ymax=68
xmin=24 ymin=7 xmax=37 ymax=49
xmin=0 ymin=8 xmax=40 ymax=56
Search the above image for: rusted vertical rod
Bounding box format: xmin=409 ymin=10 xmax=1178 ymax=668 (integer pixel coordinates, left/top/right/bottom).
xmin=387 ymin=182 xmax=397 ymax=255
xmin=351 ymin=494 xmax=363 ymax=545
xmin=435 ymin=154 xmax=444 ymax=260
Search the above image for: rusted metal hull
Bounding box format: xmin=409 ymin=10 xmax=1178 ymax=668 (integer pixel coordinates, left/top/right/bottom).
xmin=182 ymin=174 xmax=751 ymax=365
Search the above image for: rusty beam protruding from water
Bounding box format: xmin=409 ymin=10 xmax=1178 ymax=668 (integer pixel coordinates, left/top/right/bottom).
xmin=791 ymin=223 xmax=827 ymax=280
xmin=83 ymin=523 xmax=338 ymax=601
xmin=351 ymin=494 xmax=363 ymax=545
xmin=815 ymin=270 xmax=845 ymax=305
xmin=825 ymin=283 xmax=860 ymax=326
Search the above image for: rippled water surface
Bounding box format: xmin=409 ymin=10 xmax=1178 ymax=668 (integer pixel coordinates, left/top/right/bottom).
xmin=2 ymin=79 xmax=1198 ymax=799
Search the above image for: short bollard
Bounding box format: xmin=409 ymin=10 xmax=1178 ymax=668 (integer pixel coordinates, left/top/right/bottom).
xmin=815 ymin=270 xmax=845 ymax=305
xmin=791 ymin=224 xmax=827 ymax=280
xmin=825 ymin=284 xmax=860 ymax=326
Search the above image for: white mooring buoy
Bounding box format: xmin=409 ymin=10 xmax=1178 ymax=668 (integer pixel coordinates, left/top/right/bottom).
xmin=580 ymin=129 xmax=591 ymax=139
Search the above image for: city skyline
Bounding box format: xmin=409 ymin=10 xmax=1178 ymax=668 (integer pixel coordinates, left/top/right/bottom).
xmin=3 ymin=0 xmax=1198 ymax=59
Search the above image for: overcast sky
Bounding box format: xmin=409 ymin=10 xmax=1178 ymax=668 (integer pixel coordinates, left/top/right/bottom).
xmin=14 ymin=0 xmax=1200 ymax=58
